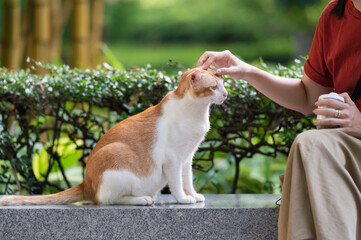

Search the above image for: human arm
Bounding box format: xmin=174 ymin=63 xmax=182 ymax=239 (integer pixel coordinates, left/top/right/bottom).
xmin=197 ymin=50 xmax=333 ymax=115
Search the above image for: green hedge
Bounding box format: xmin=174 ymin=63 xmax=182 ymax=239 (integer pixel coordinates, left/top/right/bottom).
xmin=0 ymin=61 xmax=315 ymax=195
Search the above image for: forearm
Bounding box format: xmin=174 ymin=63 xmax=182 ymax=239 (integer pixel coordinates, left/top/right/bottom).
xmin=243 ymin=66 xmax=315 ymax=114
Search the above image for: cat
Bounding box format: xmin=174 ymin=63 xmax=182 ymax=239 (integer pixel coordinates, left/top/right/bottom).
xmin=1 ymin=67 xmax=228 ymax=206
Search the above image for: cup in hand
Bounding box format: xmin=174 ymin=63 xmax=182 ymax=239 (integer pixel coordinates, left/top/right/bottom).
xmin=317 ymin=92 xmax=345 ymax=129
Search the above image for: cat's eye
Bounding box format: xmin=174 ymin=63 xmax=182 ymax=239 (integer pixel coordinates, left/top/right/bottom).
xmin=211 ymin=85 xmax=218 ymax=90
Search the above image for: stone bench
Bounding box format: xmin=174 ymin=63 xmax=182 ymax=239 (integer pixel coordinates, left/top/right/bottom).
xmin=0 ymin=194 xmax=280 ymax=240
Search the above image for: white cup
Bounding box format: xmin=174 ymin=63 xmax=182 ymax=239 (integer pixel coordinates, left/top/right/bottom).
xmin=317 ymin=92 xmax=345 ymax=129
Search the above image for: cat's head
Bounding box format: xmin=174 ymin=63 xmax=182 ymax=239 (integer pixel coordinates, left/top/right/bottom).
xmin=174 ymin=67 xmax=228 ymax=105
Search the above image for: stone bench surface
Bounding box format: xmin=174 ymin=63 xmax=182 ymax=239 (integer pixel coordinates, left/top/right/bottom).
xmin=0 ymin=194 xmax=280 ymax=240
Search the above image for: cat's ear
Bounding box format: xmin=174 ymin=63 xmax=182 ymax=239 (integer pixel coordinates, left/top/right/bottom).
xmin=190 ymin=70 xmax=202 ymax=87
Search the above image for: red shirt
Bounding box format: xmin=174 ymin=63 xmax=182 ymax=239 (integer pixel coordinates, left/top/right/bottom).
xmin=304 ymin=0 xmax=361 ymax=110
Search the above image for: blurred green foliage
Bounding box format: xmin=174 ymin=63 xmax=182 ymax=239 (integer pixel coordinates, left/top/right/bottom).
xmin=104 ymin=0 xmax=328 ymax=43
xmin=0 ymin=0 xmax=329 ymax=68
xmin=107 ymin=39 xmax=294 ymax=70
xmin=102 ymin=0 xmax=329 ymax=68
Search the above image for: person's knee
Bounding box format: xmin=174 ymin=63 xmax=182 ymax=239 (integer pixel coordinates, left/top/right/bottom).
xmin=291 ymin=129 xmax=338 ymax=165
xmin=292 ymin=130 xmax=331 ymax=162
xmin=293 ymin=129 xmax=319 ymax=148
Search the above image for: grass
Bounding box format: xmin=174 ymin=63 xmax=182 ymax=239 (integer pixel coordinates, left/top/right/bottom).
xmin=107 ymin=38 xmax=295 ymax=70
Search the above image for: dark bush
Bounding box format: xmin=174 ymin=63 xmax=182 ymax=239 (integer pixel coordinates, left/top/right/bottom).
xmin=0 ymin=60 xmax=315 ymax=195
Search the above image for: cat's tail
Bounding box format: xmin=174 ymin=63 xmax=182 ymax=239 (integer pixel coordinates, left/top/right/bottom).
xmin=0 ymin=184 xmax=87 ymax=206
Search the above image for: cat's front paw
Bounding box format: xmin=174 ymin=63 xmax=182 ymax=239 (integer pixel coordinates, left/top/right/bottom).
xmin=177 ymin=195 xmax=196 ymax=204
xmin=192 ymin=193 xmax=205 ymax=202
xmin=131 ymin=196 xmax=154 ymax=206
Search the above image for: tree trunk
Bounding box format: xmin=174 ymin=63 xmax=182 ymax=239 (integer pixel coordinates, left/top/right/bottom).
xmin=90 ymin=0 xmax=105 ymax=66
xmin=32 ymin=0 xmax=51 ymax=64
xmin=49 ymin=0 xmax=62 ymax=64
xmin=72 ymin=0 xmax=90 ymax=68
xmin=22 ymin=1 xmax=33 ymax=68
xmin=2 ymin=0 xmax=21 ymax=69
xmin=50 ymin=0 xmax=72 ymax=64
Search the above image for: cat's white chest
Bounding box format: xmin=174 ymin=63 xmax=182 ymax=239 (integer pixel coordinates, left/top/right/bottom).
xmin=152 ymin=96 xmax=210 ymax=163
xmin=156 ymin=116 xmax=208 ymax=148
xmin=171 ymin=118 xmax=209 ymax=143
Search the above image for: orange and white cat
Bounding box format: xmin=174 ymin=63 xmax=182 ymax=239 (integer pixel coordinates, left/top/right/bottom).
xmin=1 ymin=67 xmax=227 ymax=206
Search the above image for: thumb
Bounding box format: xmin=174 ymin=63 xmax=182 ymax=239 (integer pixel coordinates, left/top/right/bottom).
xmin=217 ymin=67 xmax=242 ymax=80
xmin=216 ymin=67 xmax=232 ymax=76
xmin=339 ymin=92 xmax=355 ymax=105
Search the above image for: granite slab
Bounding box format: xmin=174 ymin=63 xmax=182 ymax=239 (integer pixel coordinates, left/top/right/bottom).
xmin=0 ymin=194 xmax=280 ymax=240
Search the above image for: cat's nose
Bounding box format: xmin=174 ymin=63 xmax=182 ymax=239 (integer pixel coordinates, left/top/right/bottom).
xmin=223 ymin=92 xmax=228 ymax=98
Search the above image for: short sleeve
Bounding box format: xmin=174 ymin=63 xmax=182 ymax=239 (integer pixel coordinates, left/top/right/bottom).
xmin=303 ymin=12 xmax=333 ymax=88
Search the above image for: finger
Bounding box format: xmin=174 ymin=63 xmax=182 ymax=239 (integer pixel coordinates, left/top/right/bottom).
xmin=196 ymin=52 xmax=209 ymax=67
xmin=196 ymin=51 xmax=216 ymax=68
xmin=216 ymin=67 xmax=231 ymax=76
xmin=316 ymin=98 xmax=347 ymax=110
xmin=313 ymin=108 xmax=344 ymax=119
xmin=202 ymin=56 xmax=216 ymax=70
xmin=314 ymin=115 xmax=348 ymax=127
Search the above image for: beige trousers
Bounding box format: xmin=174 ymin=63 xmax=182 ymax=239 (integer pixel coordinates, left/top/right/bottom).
xmin=278 ymin=129 xmax=361 ymax=240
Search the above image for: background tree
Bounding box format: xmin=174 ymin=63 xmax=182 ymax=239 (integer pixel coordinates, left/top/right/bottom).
xmin=49 ymin=0 xmax=72 ymax=64
xmin=90 ymin=0 xmax=105 ymax=66
xmin=1 ymin=0 xmax=104 ymax=70
xmin=72 ymin=0 xmax=90 ymax=68
xmin=32 ymin=0 xmax=50 ymax=73
xmin=2 ymin=0 xmax=21 ymax=69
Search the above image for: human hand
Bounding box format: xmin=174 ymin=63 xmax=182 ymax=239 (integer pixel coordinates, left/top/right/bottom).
xmin=313 ymin=93 xmax=361 ymax=138
xmin=196 ymin=50 xmax=252 ymax=80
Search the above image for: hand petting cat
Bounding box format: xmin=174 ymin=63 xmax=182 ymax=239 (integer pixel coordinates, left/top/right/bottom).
xmin=197 ymin=50 xmax=254 ymax=80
